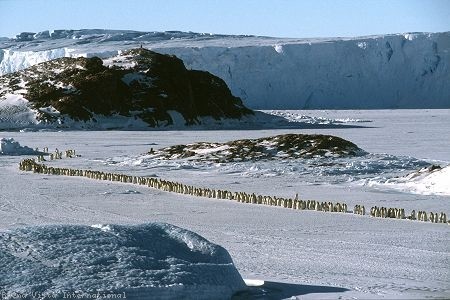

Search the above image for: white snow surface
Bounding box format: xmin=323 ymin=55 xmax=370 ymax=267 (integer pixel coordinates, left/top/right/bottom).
xmin=1 ymin=29 xmax=449 ymax=109
xmin=0 ymin=223 xmax=246 ymax=299
xmin=0 ymin=110 xmax=449 ymax=299
xmin=364 ymin=165 xmax=450 ymax=196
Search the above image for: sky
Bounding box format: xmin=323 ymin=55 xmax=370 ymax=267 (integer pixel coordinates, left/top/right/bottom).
xmin=0 ymin=0 xmax=449 ymax=38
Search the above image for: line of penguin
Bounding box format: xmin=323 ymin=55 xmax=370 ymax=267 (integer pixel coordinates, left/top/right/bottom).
xmin=18 ymin=150 xmax=449 ymax=225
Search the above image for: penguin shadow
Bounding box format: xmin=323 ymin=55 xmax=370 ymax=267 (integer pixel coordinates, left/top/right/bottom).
xmin=232 ymin=280 xmax=349 ymax=300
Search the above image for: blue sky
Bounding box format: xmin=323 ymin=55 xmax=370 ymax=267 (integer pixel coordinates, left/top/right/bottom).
xmin=1 ymin=0 xmax=449 ymax=38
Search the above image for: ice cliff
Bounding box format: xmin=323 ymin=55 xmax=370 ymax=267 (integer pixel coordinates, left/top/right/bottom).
xmin=1 ymin=30 xmax=449 ymax=109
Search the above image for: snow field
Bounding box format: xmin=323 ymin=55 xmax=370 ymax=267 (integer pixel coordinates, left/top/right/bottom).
xmin=1 ymin=109 xmax=449 ymax=299
xmin=1 ymin=163 xmax=448 ymax=299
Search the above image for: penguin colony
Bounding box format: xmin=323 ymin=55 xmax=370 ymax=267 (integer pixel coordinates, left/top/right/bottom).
xmin=18 ymin=151 xmax=449 ymax=225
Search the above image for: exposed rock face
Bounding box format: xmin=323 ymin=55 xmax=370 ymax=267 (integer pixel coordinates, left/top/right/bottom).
xmin=0 ymin=48 xmax=252 ymax=127
xmin=150 ymin=134 xmax=366 ymax=162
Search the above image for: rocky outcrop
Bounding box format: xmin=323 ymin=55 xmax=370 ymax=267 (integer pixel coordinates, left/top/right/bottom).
xmin=0 ymin=48 xmax=252 ymax=127
xmin=150 ymin=134 xmax=366 ymax=162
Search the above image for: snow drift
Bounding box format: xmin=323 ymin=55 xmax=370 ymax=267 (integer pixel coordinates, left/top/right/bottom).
xmin=0 ymin=223 xmax=246 ymax=299
xmin=0 ymin=137 xmax=39 ymax=155
xmin=363 ymin=165 xmax=450 ymax=196
xmin=1 ymin=29 xmax=449 ymax=109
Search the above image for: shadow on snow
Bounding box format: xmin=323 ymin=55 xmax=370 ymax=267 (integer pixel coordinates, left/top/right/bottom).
xmin=232 ymin=281 xmax=350 ymax=299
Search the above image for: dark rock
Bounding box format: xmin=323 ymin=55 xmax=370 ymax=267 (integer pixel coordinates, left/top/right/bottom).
xmin=424 ymin=164 xmax=442 ymax=172
xmin=151 ymin=134 xmax=366 ymax=162
xmin=0 ymin=48 xmax=253 ymax=127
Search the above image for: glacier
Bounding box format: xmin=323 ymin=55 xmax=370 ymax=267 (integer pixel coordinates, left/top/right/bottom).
xmin=1 ymin=29 xmax=449 ymax=109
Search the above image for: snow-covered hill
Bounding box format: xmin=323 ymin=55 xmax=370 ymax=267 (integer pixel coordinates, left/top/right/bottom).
xmin=1 ymin=29 xmax=449 ymax=109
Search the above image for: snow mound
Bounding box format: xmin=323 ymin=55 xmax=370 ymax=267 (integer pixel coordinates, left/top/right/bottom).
xmin=0 ymin=223 xmax=246 ymax=299
xmin=364 ymin=165 xmax=450 ymax=196
xmin=0 ymin=138 xmax=39 ymax=155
